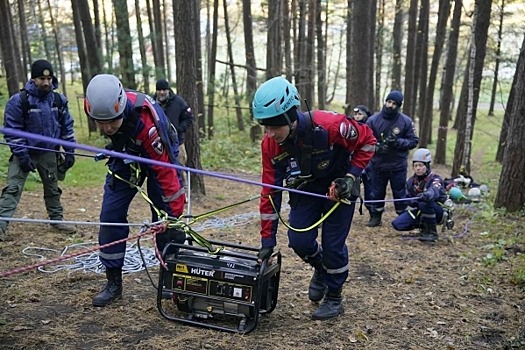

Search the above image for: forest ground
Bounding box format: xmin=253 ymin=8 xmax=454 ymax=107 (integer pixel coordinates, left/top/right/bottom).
xmin=0 ymin=172 xmax=524 ymax=350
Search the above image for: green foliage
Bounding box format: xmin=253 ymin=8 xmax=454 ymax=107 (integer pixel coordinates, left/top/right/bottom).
xmin=200 ymin=117 xmax=261 ymax=174
xmin=512 ymin=254 xmax=525 ymax=288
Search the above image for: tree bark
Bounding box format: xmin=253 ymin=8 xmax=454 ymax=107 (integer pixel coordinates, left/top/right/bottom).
xmin=113 ymin=0 xmax=136 ymax=89
xmin=451 ymin=0 xmax=491 ymax=177
xmin=173 ymin=0 xmax=205 ymax=196
xmin=494 ymin=34 xmax=525 ymax=212
xmin=222 ymin=0 xmax=245 ymax=132
xmin=0 ymin=0 xmax=21 ymax=96
xmin=403 ymin=0 xmax=418 ymax=118
xmin=419 ymin=0 xmax=450 ymax=146
xmin=391 ymin=0 xmax=404 ymax=91
xmin=435 ymin=0 xmax=462 ymax=165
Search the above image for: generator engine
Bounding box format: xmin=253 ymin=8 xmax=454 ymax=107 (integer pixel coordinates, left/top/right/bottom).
xmin=157 ymin=239 xmax=281 ymax=334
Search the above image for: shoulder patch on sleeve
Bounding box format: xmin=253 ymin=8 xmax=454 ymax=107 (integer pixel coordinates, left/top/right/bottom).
xmin=339 ymin=122 xmax=358 ymax=140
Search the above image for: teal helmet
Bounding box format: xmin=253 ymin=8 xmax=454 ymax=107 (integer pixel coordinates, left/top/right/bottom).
xmin=252 ymin=77 xmax=301 ymax=126
xmin=448 ymin=187 xmax=463 ymax=200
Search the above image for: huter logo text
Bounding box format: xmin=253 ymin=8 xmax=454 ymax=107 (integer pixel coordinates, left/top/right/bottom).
xmin=191 ymin=268 xmax=216 ymax=277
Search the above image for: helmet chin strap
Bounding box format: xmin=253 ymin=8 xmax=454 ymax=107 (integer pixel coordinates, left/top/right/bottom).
xmin=278 ymin=110 xmax=297 ymax=145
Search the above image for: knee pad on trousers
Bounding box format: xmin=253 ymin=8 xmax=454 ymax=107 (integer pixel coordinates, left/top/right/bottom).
xmin=292 ymin=247 xmax=323 ymax=270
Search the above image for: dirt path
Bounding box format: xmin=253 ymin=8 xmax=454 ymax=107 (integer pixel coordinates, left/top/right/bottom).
xmin=0 ymin=177 xmax=523 ymax=349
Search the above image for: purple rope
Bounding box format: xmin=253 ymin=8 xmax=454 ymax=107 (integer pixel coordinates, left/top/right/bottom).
xmin=0 ymin=127 xmax=419 ymax=205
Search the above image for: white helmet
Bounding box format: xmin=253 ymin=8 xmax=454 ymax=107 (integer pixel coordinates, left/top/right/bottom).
xmin=412 ymin=148 xmax=432 ymax=163
xmin=84 ymin=74 xmax=127 ymax=120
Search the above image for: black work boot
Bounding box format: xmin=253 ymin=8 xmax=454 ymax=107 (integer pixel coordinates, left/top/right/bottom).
xmin=312 ymin=288 xmax=344 ymax=320
xmin=308 ymin=269 xmax=328 ymax=302
xmin=366 ymin=212 xmax=382 ymax=227
xmin=419 ymin=222 xmax=438 ymax=242
xmin=92 ymin=268 xmax=123 ymax=307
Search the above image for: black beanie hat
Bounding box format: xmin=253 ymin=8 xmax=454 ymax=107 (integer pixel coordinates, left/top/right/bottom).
xmin=258 ymin=108 xmax=298 ymax=126
xmin=386 ymin=90 xmax=403 ymax=106
xmin=31 ymin=59 xmax=54 ymax=79
xmin=156 ymin=79 xmax=170 ymax=90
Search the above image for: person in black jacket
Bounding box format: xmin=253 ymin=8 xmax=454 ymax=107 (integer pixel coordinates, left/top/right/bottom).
xmin=153 ymin=79 xmax=194 ymax=165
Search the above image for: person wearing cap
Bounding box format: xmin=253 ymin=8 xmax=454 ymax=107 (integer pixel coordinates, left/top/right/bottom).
xmin=152 ymin=79 xmax=193 ymax=166
xmin=365 ymin=90 xmax=419 ymax=227
xmin=252 ymin=76 xmax=376 ymax=320
xmin=392 ymin=148 xmax=447 ymax=242
xmin=350 ymin=104 xmax=373 ymax=215
xmin=0 ymin=59 xmax=77 ymax=241
xmin=84 ymin=74 xmax=186 ymax=307
xmin=351 ymin=104 xmax=372 ymax=123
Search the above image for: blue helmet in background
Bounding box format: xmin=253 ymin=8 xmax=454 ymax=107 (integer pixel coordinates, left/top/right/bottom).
xmin=252 ymin=77 xmax=301 ymax=125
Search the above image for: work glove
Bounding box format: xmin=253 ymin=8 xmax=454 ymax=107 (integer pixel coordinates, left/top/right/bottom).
xmin=18 ymin=156 xmax=36 ymax=173
xmin=417 ymin=191 xmax=432 ymax=202
xmin=63 ymin=154 xmax=75 ymax=170
xmin=384 ymin=134 xmax=398 ymax=147
xmin=166 ymin=228 xmax=186 ymax=244
xmin=258 ymin=246 xmax=274 ymax=261
xmin=375 ymin=142 xmax=389 ymax=154
xmin=331 ymin=175 xmax=355 ymax=200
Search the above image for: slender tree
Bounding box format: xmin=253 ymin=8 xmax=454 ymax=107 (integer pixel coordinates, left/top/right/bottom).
xmin=135 ymin=0 xmax=150 ymax=93
xmin=419 ymin=0 xmax=451 ymax=146
xmin=78 ymin=0 xmax=103 ymax=77
xmin=316 ymin=0 xmax=326 ymax=109
xmin=375 ymin=0 xmax=385 ymax=111
xmin=152 ymin=0 xmax=166 ymax=78
xmin=173 ymin=0 xmax=205 ymax=196
xmin=242 ymin=0 xmax=257 ymax=101
xmin=435 ymin=0 xmax=462 ymax=165
xmin=391 ymin=0 xmax=404 ymax=91
xmin=17 ymin=0 xmax=31 ymax=78
xmin=495 ymin=53 xmax=518 ymax=162
xmin=113 ymin=0 xmax=136 ymax=88
xmin=222 ymin=0 xmax=245 ymax=131
xmin=451 ymin=0 xmax=492 ymax=177
xmin=266 ymin=0 xmax=283 ymax=79
xmin=46 ymin=0 xmax=67 ymax=97
xmin=206 ymin=0 xmax=219 ymax=139
xmin=0 ymin=0 xmax=21 ymax=95
xmin=348 ymin=0 xmax=374 ymax=109
xmin=403 ymin=0 xmax=418 ymax=118
xmin=488 ymin=0 xmax=506 ymax=116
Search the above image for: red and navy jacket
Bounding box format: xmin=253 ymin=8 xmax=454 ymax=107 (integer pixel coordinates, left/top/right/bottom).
xmin=259 ymin=110 xmax=377 ymax=247
xmin=109 ymin=91 xmax=185 ymax=218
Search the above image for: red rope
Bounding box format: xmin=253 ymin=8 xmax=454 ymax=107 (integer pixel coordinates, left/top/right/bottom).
xmin=0 ymin=223 xmax=168 ymax=278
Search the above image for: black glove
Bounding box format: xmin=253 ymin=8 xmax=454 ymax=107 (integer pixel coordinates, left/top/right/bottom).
xmin=333 ymin=175 xmax=355 ymax=200
xmin=375 ymin=143 xmax=389 ymax=154
xmin=63 ymin=154 xmax=75 ymax=170
xmin=258 ymin=246 xmax=274 ymax=261
xmin=166 ymin=228 xmax=186 ymax=244
xmin=385 ymin=135 xmax=398 ymax=147
xmin=417 ymin=191 xmax=432 ymax=202
xmin=18 ymin=156 xmax=36 ymax=173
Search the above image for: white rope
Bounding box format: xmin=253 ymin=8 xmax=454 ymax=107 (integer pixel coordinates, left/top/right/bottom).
xmin=19 ymin=211 xmax=275 ymax=274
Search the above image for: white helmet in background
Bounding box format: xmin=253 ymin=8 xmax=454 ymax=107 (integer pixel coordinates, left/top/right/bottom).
xmin=84 ymin=74 xmax=127 ymax=121
xmin=412 ymin=148 xmax=432 ymax=163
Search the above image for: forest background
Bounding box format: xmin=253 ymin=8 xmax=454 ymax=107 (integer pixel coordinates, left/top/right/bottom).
xmin=0 ymin=0 xmax=524 ymax=315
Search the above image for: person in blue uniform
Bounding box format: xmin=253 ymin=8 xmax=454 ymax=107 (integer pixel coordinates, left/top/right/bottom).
xmin=0 ymin=59 xmax=76 ymax=240
xmin=365 ymin=91 xmax=419 ymax=227
xmin=391 ymin=148 xmax=447 ymax=242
